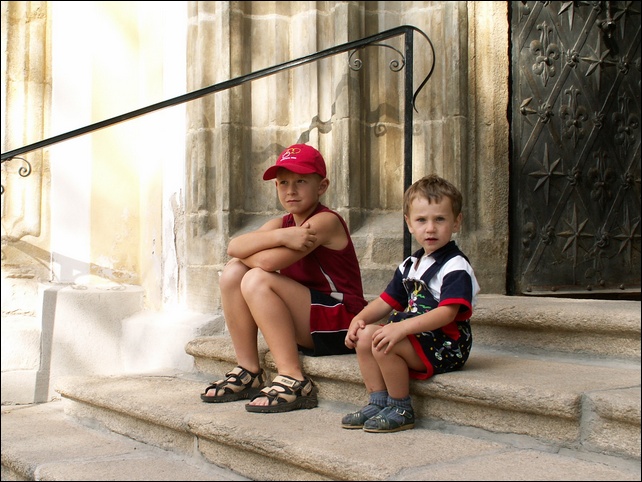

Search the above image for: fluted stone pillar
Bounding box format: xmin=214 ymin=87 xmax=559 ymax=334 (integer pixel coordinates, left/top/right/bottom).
xmin=1 ymin=1 xmax=51 ymax=315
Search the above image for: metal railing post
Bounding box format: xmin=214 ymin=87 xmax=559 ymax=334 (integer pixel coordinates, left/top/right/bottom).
xmin=403 ymin=30 xmax=414 ymax=259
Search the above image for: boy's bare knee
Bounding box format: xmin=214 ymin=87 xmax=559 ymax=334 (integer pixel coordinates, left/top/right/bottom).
xmin=239 ymin=267 xmax=270 ymax=294
xmin=354 ymin=330 xmax=374 ymax=353
xmin=220 ymin=259 xmax=249 ymax=290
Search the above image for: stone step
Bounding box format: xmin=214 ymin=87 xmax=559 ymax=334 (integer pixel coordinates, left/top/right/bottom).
xmin=186 ymin=336 xmax=641 ymax=461
xmin=2 ymin=374 xmax=639 ymax=481
xmin=470 ymin=295 xmax=640 ymax=361
xmin=182 ymin=294 xmax=641 ymax=462
xmin=2 ymin=295 xmax=639 ymax=480
xmin=184 ymin=295 xmax=642 ymax=372
xmin=0 ymin=400 xmax=249 ymax=481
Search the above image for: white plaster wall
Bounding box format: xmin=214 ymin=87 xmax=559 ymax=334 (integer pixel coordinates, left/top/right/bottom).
xmin=1 ymin=2 xmax=189 ymax=405
xmin=158 ymin=2 xmax=187 ymax=310
xmin=49 ymin=1 xmax=186 ymax=308
xmin=50 ymin=1 xmax=92 ymax=283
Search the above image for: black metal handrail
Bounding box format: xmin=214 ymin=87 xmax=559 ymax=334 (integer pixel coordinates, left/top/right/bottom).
xmin=1 ymin=25 xmax=435 ymax=257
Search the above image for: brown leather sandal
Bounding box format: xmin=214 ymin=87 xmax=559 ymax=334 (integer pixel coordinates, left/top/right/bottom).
xmin=245 ymin=375 xmax=318 ymax=413
xmin=200 ymin=366 xmax=265 ymax=403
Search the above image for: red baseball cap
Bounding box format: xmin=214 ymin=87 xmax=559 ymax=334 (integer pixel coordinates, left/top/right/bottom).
xmin=263 ymin=144 xmax=327 ymax=180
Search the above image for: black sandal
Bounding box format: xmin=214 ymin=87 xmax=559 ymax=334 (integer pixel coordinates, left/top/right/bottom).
xmin=341 ymin=403 xmax=385 ymax=429
xmin=200 ymin=366 xmax=265 ymax=403
xmin=245 ymin=375 xmax=318 ymax=413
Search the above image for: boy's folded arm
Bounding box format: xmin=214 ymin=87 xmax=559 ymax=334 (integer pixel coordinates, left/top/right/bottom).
xmin=231 ymin=225 xmax=313 ymax=271
xmin=226 ymin=218 xmax=285 ymax=259
xmin=242 ymin=246 xmax=307 ymax=272
xmin=358 ymin=297 xmax=394 ymax=325
xmin=236 ymin=212 xmax=345 ymax=272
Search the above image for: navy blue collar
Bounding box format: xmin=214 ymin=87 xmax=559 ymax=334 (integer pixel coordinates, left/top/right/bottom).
xmin=402 ymin=241 xmax=466 ymax=281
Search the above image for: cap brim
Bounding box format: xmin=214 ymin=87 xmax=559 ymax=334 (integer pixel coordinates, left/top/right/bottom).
xmin=262 ymin=165 xmax=280 ymax=180
xmin=262 ymin=164 xmax=318 ymax=180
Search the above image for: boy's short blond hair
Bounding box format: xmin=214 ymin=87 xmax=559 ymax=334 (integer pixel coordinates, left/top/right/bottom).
xmin=403 ymin=174 xmax=463 ymax=217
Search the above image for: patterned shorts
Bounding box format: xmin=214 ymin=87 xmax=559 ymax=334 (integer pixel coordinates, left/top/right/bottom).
xmin=388 ymin=310 xmax=472 ymax=379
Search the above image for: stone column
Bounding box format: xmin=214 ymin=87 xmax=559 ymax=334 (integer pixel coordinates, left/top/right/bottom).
xmin=1 ymin=1 xmax=51 ymax=317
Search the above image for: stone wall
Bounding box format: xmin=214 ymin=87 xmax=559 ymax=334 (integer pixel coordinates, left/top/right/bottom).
xmin=181 ymin=1 xmax=510 ymax=313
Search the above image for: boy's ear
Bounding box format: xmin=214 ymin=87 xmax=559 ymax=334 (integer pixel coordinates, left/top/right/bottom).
xmin=318 ymin=177 xmax=330 ymax=194
xmin=453 ymin=212 xmax=463 ymax=232
xmin=404 ymin=214 xmax=413 ymax=233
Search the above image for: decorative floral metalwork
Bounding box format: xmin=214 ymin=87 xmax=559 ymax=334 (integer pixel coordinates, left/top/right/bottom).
xmin=587 ymin=149 xmax=616 ymax=208
xmin=538 ymin=102 xmax=554 ymax=123
xmin=519 ymin=97 xmax=554 ymax=125
xmin=616 ymin=55 xmax=630 ymax=74
xmin=541 ymin=223 xmax=557 ymax=245
xmin=560 ymin=86 xmax=589 ymax=147
xmin=512 ymin=1 xmax=640 ymax=294
xmin=566 ymin=166 xmax=582 ymax=186
xmin=565 ymin=48 xmax=581 ymax=67
xmin=592 ymin=111 xmax=605 ymax=128
xmin=612 ymin=92 xmax=639 ymax=154
xmin=530 ymin=21 xmax=561 ymax=86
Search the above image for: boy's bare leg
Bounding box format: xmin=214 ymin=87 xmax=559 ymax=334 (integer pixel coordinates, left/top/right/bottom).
xmin=355 ymin=324 xmax=387 ymax=394
xmin=240 ymin=268 xmax=313 ymax=406
xmin=373 ymin=339 xmax=424 ymax=399
xmin=206 ymin=259 xmax=261 ymax=397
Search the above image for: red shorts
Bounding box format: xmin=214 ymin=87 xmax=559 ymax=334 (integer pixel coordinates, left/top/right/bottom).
xmin=300 ymin=289 xmax=357 ymax=356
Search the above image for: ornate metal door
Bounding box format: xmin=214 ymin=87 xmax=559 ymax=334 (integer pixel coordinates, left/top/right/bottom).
xmin=509 ymin=1 xmax=641 ymax=298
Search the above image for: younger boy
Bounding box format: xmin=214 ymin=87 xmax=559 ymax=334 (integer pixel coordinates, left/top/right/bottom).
xmin=201 ymin=143 xmax=367 ymax=413
xmin=342 ymin=174 xmax=480 ymax=432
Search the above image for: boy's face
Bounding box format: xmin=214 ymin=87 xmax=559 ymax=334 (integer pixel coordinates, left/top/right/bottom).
xmin=404 ymin=196 xmax=462 ymax=256
xmin=274 ymin=168 xmax=328 ymax=216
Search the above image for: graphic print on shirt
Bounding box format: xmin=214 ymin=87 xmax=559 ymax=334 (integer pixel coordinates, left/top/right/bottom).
xmin=403 ymin=278 xmax=429 ymax=314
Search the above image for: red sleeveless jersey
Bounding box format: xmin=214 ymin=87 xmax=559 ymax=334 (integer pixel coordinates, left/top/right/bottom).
xmin=279 ymin=204 xmax=367 ymax=315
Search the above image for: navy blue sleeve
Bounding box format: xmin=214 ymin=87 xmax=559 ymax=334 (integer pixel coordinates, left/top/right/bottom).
xmin=382 ymin=265 xmax=408 ymax=310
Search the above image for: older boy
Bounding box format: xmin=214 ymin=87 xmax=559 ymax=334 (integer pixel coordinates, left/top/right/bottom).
xmin=201 ymin=144 xmax=366 ymax=413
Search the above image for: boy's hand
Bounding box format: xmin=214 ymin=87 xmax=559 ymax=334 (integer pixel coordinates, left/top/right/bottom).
xmin=344 ymin=318 xmax=366 ymax=349
xmin=282 ymin=222 xmax=318 ymax=251
xmin=372 ymin=323 xmax=406 ymax=354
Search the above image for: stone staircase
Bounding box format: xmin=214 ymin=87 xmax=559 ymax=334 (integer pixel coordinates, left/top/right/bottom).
xmin=2 ymin=295 xmax=640 ymax=481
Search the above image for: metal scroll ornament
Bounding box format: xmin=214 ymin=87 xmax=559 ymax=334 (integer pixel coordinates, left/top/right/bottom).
xmin=1 ymin=156 xmax=32 ymax=195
